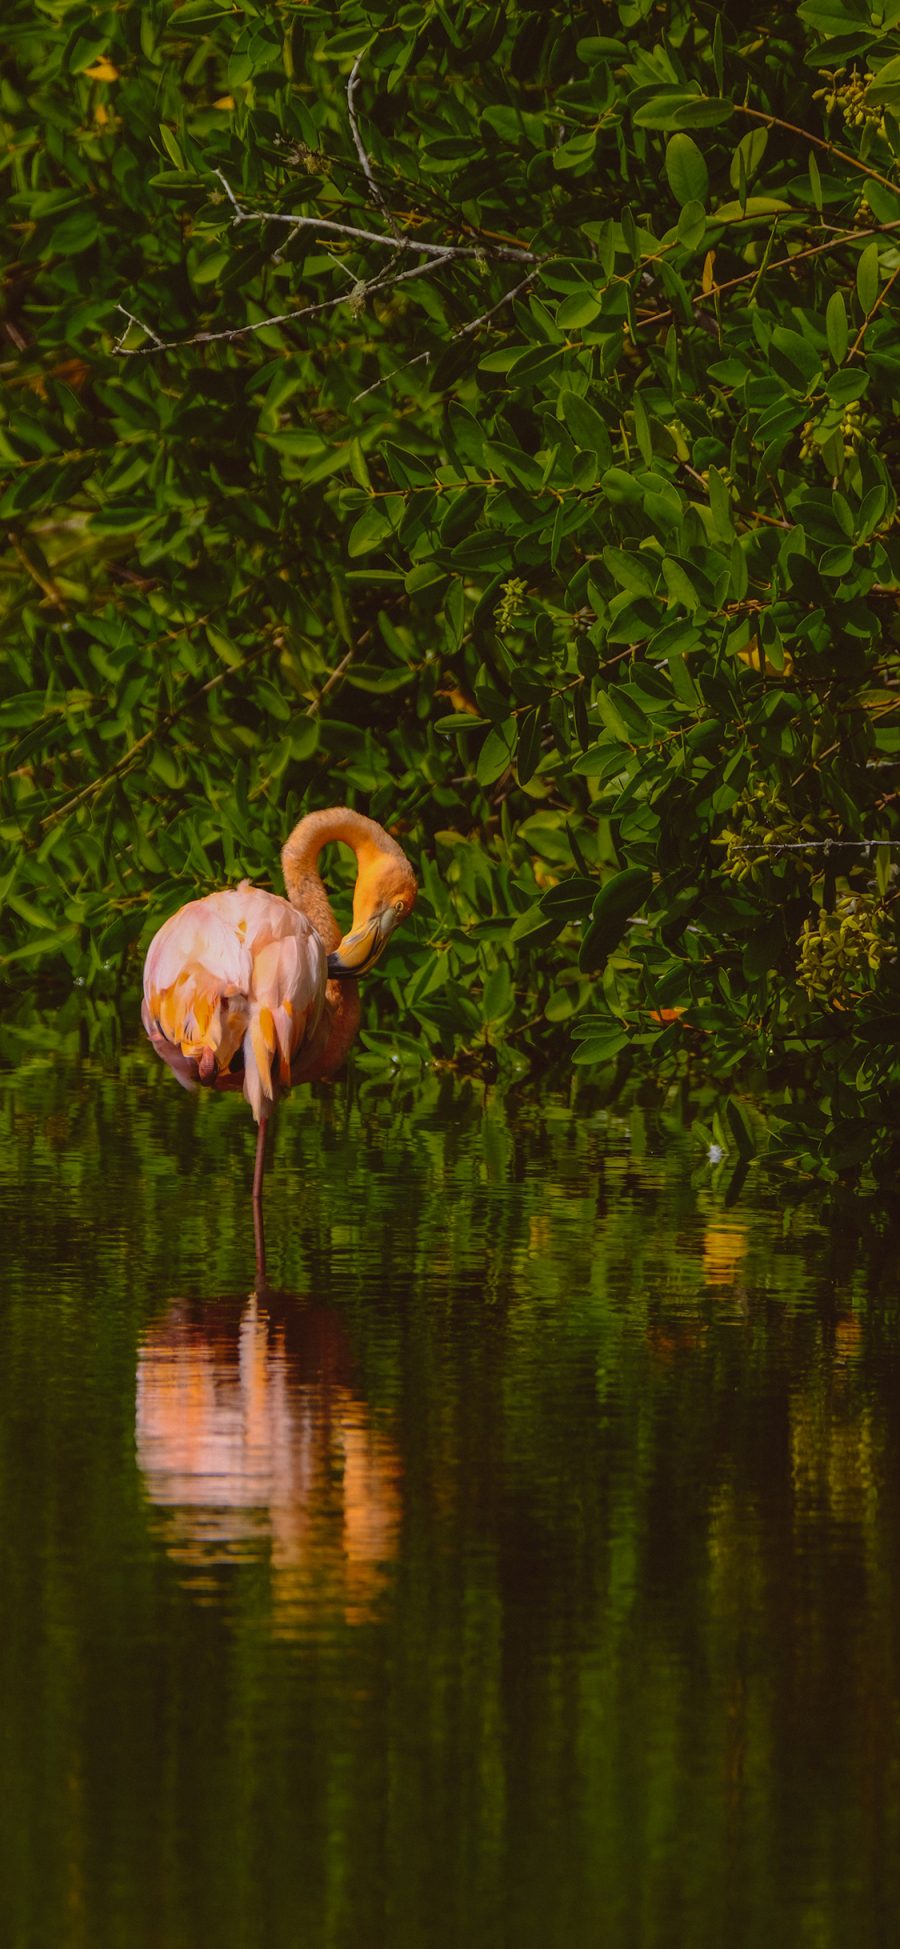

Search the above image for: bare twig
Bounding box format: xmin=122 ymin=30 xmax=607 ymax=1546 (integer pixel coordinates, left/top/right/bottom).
xmin=456 ymin=268 xmax=540 ymax=339
xmin=212 ymin=170 xmax=537 ymax=262
xmin=305 ymin=647 xmax=358 ymax=716
xmin=352 ymin=348 xmax=429 ymax=403
xmin=735 ymin=103 xmax=900 ymax=201
xmin=8 ymin=535 xmax=64 ymax=605
xmin=113 ymin=306 xmax=165 ymax=353
xmin=712 ymin=837 xmax=900 ymax=850
xmin=113 ymin=247 xmax=455 ymax=356
xmin=112 ymin=159 xmax=538 ymax=357
xmin=347 ymin=49 xmax=397 ymax=233
xmin=848 ymin=259 xmax=900 ymax=361
xmin=352 ymin=266 xmax=540 ymax=403
xmin=637 ymin=215 xmax=900 ymax=330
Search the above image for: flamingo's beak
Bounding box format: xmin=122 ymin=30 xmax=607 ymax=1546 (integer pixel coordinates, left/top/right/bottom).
xmin=327 ymin=906 xmax=401 ymax=978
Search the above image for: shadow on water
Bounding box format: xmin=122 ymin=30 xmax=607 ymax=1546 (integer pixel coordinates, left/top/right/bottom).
xmin=4 ymin=1043 xmax=900 ymax=1948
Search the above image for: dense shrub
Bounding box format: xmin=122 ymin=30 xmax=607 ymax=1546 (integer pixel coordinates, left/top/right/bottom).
xmin=2 ymin=0 xmax=900 ymax=1172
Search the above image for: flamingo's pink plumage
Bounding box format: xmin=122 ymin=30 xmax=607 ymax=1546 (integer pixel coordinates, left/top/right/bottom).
xmin=141 ymin=808 xmax=416 ymax=1248
xmin=142 ymin=883 xmax=326 ymax=1124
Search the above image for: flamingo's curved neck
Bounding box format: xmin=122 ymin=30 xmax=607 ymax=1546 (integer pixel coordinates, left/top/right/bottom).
xmin=281 ymin=806 xmax=406 ymax=950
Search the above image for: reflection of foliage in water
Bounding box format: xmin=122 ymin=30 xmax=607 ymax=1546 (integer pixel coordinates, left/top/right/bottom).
xmin=2 ymin=1048 xmax=900 ymax=1945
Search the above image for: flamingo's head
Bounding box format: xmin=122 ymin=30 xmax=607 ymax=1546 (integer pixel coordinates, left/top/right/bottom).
xmin=327 ymin=854 xmax=417 ymax=978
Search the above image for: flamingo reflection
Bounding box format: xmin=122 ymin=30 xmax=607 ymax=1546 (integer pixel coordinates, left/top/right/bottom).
xmin=135 ymin=1294 xmax=401 ymax=1630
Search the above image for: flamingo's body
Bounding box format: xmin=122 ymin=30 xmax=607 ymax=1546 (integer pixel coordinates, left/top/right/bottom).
xmin=141 ymin=808 xmax=416 ymax=1238
xmin=142 ymin=884 xmax=327 ymax=1123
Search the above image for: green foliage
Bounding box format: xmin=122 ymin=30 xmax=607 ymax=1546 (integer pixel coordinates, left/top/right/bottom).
xmin=1 ymin=0 xmax=900 ymax=1174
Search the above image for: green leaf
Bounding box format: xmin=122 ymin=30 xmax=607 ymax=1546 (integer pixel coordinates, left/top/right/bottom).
xmin=665 ymin=133 xmax=709 ymax=206
xmin=770 ymin=324 xmax=822 ymax=388
xmin=602 ymin=547 xmax=658 ymax=597
xmin=579 ymin=868 xmax=653 ymax=973
xmin=634 ymin=93 xmax=732 ymax=130
xmin=712 ymin=16 xmax=724 ymax=91
xmin=158 ymin=124 xmax=185 ymax=169
xmin=713 ymin=197 xmax=794 ymax=222
xmin=676 ymin=200 xmax=707 ymax=251
xmin=347 ymin=507 xmax=393 ymax=557
xmin=571 ymin=1027 xmax=629 ymax=1064
xmin=633 ymin=392 xmax=653 ymax=465
xmin=559 ymin=391 xmax=612 ymax=458
xmin=475 ymin=720 xmax=516 ymax=787
xmin=725 ymin=1097 xmax=756 ymax=1159
xmin=826 ymin=290 xmax=849 ymax=364
xmin=509 ymin=902 xmax=564 ymax=947
xmin=434 ymin=713 xmax=491 ymax=733
xmin=729 ymin=129 xmax=768 ymax=191
xmin=516 ymin=707 xmax=544 ymax=785
xmin=857 ymin=241 xmax=879 ymax=314
xmin=539 ymin=876 xmax=597 ymax=917
xmin=482 ymin=961 xmax=513 ymax=1021
xmin=868 ymin=53 xmax=900 ymax=108
xmin=555 ymin=290 xmax=603 ymax=330
xmin=1 ymin=927 xmax=78 ymax=967
xmin=662 ymin=558 xmax=702 ymax=610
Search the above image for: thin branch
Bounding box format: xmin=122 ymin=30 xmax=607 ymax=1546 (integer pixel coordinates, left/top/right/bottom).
xmin=352 ymin=348 xmax=429 ymax=404
xmin=351 ymin=267 xmax=540 ymax=403
xmin=7 ymin=535 xmax=64 ymax=606
xmin=113 ymin=248 xmax=455 ymax=356
xmin=306 ymin=647 xmax=356 ymax=714
xmin=212 ymin=170 xmax=537 ymax=262
xmin=712 ymin=837 xmax=900 ymax=850
xmin=848 ymin=258 xmax=900 ymax=360
xmin=113 ymin=305 xmax=165 ymax=353
xmin=215 ymin=171 xmax=242 ymax=217
xmin=637 ymin=215 xmax=900 ymax=330
xmin=347 ymin=49 xmax=397 ymax=233
xmin=456 ymin=269 xmax=540 ymax=339
xmin=304 ymin=630 xmax=372 ymax=718
xmin=735 ymin=102 xmax=900 ymax=201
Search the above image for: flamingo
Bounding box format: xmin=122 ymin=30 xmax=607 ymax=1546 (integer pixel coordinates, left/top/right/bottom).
xmin=141 ymin=807 xmax=417 ymax=1256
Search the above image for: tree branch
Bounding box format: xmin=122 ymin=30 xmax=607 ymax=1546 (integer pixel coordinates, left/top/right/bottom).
xmin=352 ymin=267 xmax=540 ymax=403
xmin=637 ymin=215 xmax=900 ymax=330
xmin=735 ymin=103 xmax=900 ymax=201
xmin=347 ymin=49 xmax=397 ymax=233
xmin=113 ymin=247 xmax=456 ymax=356
xmin=211 ymin=170 xmax=537 ymax=262
xmin=113 ymin=306 xmax=165 ymax=353
xmin=848 ymin=258 xmax=900 ymax=360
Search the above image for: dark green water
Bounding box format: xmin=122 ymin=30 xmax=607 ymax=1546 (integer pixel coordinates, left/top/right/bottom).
xmin=2 ymin=1044 xmax=900 ymax=1949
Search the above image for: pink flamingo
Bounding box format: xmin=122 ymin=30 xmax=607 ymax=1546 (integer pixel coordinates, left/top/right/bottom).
xmin=141 ymin=808 xmax=417 ymax=1256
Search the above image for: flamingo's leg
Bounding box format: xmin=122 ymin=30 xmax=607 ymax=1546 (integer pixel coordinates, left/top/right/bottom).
xmin=253 ymin=1197 xmax=267 ymax=1292
xmin=252 ymin=1114 xmax=268 ymax=1203
xmin=252 ymin=1115 xmax=268 ymax=1289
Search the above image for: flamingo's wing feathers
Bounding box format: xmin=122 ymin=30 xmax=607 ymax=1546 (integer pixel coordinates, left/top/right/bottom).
xmin=243 ymin=917 xmax=326 ymax=1121
xmin=143 ymin=886 xmax=327 ymax=1121
xmin=144 ymin=896 xmax=253 ymax=996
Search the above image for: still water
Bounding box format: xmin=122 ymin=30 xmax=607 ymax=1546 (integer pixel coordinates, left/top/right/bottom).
xmin=2 ymin=1041 xmax=900 ymax=1948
